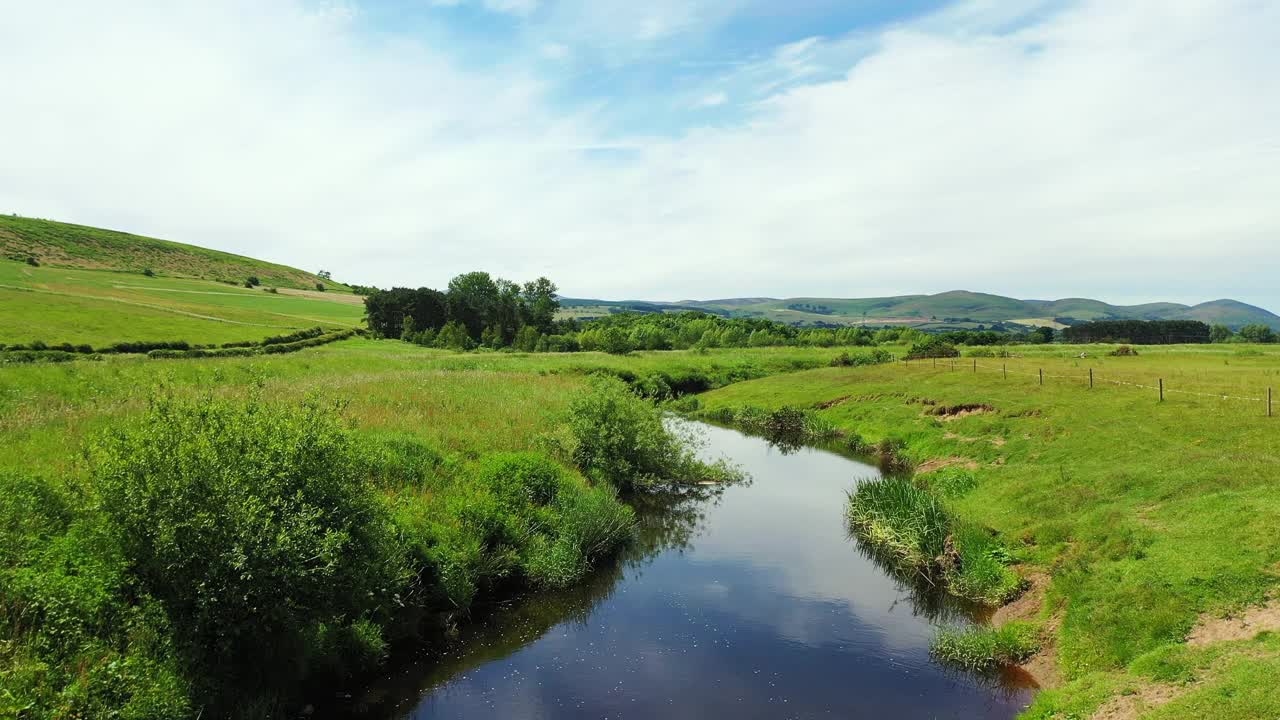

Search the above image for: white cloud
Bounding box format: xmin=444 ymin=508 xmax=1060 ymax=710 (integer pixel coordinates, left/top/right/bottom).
xmin=431 ymin=0 xmax=539 ymax=17
xmin=697 ymin=92 xmax=728 ymax=108
xmin=1 ymin=0 xmax=1277 ymax=310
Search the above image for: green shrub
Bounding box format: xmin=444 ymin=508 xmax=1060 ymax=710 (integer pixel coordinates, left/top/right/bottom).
xmin=931 ymin=622 xmax=1039 ymax=672
xmin=927 ymin=467 xmax=979 ymax=498
xmin=0 ymin=473 xmax=194 ymax=720
xmin=260 ymin=327 xmax=324 ymax=346
xmin=949 ymin=523 xmax=1024 ymax=604
xmin=88 ymin=396 xmax=409 ymax=690
xmin=847 ymin=476 xmax=950 ymax=568
xmin=906 ymin=337 xmax=960 ymax=360
xmin=557 ymin=377 xmax=741 ymax=491
xmin=0 ymin=350 xmax=81 ymax=364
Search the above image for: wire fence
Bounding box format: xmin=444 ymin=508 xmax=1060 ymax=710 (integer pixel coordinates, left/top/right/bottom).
xmin=901 ymin=356 xmax=1275 ymax=417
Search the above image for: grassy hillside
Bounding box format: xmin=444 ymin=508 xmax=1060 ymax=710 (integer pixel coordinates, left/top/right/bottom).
xmin=694 ymin=344 xmax=1280 ymax=719
xmin=564 ymin=290 xmax=1280 ymax=330
xmin=0 ymin=259 xmax=363 ymax=346
xmin=0 ymin=215 xmax=345 ymax=291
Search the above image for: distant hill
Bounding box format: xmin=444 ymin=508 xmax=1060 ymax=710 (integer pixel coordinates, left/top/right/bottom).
xmin=562 ymin=290 xmax=1280 ymax=330
xmin=0 ymin=215 xmax=343 ymax=291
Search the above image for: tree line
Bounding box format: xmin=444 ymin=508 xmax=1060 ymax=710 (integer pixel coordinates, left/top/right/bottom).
xmin=364 ymin=279 xmax=1062 ymax=354
xmin=1061 ymin=320 xmax=1212 ymax=344
xmin=363 ymin=272 xmax=560 ymax=349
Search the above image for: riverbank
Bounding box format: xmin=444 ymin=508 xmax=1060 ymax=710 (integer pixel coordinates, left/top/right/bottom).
xmin=0 ymin=342 xmax=770 ymax=718
xmin=694 ymin=345 xmax=1280 ymax=718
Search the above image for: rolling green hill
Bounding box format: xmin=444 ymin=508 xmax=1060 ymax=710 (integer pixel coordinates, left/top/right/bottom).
xmin=564 ymin=290 xmax=1280 ymax=330
xmin=0 ymin=216 xmax=365 ymax=347
xmin=0 ymin=215 xmax=344 ymax=291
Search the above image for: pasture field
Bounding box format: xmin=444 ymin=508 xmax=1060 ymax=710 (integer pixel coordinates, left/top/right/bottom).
xmin=0 ymin=215 xmax=342 ymax=291
xmin=0 ymin=259 xmax=363 ymax=346
xmin=5 ymin=311 xmax=1280 ymax=719
xmin=3 ymin=339 xmax=813 ymax=717
xmin=695 ymin=343 xmax=1280 ymax=719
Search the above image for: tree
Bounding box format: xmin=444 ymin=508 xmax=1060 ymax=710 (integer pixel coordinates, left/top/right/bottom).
xmin=246 ymin=276 xmax=260 ymax=287
xmin=447 ymin=272 xmax=500 ymax=340
xmin=1238 ymin=324 xmax=1277 ymax=344
xmin=318 ymin=270 xmax=332 ymax=280
xmin=1029 ymin=326 xmax=1055 ymax=344
xmin=407 ymin=288 xmax=448 ymax=333
xmin=1210 ymin=324 xmax=1234 ymax=343
xmin=314 ymin=282 xmax=325 ymax=292
xmin=435 ymin=321 xmax=473 ymax=350
xmin=513 ymin=325 xmax=541 ymax=352
xmin=25 ymin=256 xmax=38 ymax=267
xmin=522 ymin=277 xmax=560 ymax=333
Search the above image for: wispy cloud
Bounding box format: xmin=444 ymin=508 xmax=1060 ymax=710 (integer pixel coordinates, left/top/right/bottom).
xmin=1 ymin=0 xmax=1277 ymax=310
xmin=431 ymin=0 xmax=540 ymax=17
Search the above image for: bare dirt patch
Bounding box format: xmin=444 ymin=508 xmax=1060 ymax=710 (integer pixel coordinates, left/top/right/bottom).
xmin=915 ymin=456 xmax=979 ymax=474
xmin=927 ymin=403 xmax=995 ymax=421
xmin=993 ymin=572 xmax=1062 ymax=689
xmin=1090 ymin=683 xmax=1187 ymax=720
xmin=1187 ymin=599 xmax=1280 ymax=646
xmin=275 ymin=287 xmax=365 ymax=305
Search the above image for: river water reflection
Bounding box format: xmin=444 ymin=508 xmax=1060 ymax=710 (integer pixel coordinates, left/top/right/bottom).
xmin=335 ymin=422 xmax=1035 ymax=719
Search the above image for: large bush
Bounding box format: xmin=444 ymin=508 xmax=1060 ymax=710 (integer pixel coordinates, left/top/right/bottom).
xmin=88 ymin=397 xmax=408 ymax=686
xmin=0 ymin=473 xmax=192 ymax=719
xmin=556 ymin=377 xmax=740 ymax=491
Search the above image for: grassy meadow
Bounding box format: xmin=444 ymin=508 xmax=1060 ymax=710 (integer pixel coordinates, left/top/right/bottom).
xmin=0 ymin=260 xmax=363 ymax=347
xmin=0 ymin=216 xmax=344 ymax=292
xmin=3 ymin=237 xmax=1279 ymax=718
xmin=694 ymin=342 xmax=1280 ymax=718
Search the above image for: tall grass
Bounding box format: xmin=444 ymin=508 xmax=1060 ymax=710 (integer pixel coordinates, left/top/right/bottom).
xmin=846 ymin=476 xmax=1022 ymax=604
xmin=931 ymin=623 xmax=1039 ymax=672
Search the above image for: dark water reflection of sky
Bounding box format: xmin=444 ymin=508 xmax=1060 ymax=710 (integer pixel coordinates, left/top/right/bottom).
xmin=340 ymin=422 xmax=1034 ymax=719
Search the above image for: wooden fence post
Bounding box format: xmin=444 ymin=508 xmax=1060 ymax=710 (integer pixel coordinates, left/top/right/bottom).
xmin=1089 ymin=368 xmax=1093 ymax=389
xmin=1039 ymin=368 xmax=1043 ymax=386
xmin=973 ymin=358 xmax=977 ymax=373
xmin=1159 ymin=378 xmax=1164 ymax=402
xmin=1269 ymin=387 xmax=1273 ymax=418
xmin=1003 ymin=363 xmax=1007 ymax=379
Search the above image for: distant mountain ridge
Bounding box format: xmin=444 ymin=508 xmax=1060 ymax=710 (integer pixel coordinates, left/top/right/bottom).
xmin=561 ymin=290 xmax=1280 ymax=331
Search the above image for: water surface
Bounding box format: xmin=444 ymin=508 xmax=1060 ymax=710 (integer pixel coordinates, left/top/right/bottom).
xmin=336 ymin=422 xmax=1034 ymax=719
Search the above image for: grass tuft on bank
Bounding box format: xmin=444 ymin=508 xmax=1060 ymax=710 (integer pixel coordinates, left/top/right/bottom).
xmin=931 ymin=623 xmax=1040 ymax=672
xmin=846 ymin=476 xmax=1023 ymax=605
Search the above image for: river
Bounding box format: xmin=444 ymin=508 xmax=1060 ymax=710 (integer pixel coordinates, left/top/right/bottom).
xmin=329 ymin=421 xmax=1035 ymax=719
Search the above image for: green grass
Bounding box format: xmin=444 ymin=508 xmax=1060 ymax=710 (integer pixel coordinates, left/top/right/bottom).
xmin=696 ymin=344 xmax=1280 ymax=717
xmin=931 ymin=622 xmax=1040 ymax=672
xmin=0 ymin=215 xmax=344 ymax=291
xmin=2 ymin=340 xmax=782 ymax=718
xmin=0 ymin=259 xmax=364 ymax=346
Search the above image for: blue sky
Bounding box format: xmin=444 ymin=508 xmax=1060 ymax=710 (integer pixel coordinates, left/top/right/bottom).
xmin=2 ymin=0 xmax=1278 ymax=310
xmin=355 ymin=0 xmax=981 ymax=138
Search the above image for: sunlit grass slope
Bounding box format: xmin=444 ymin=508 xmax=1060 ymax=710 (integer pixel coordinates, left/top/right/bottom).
xmin=0 ymin=259 xmax=364 ymax=346
xmin=0 ymin=215 xmax=343 ymax=291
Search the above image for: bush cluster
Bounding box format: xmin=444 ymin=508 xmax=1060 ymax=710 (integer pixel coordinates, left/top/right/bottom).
xmin=2 ymin=373 xmax=737 ymax=717
xmin=906 ymin=337 xmax=960 ymax=360
xmin=550 ymin=377 xmax=743 ymax=492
